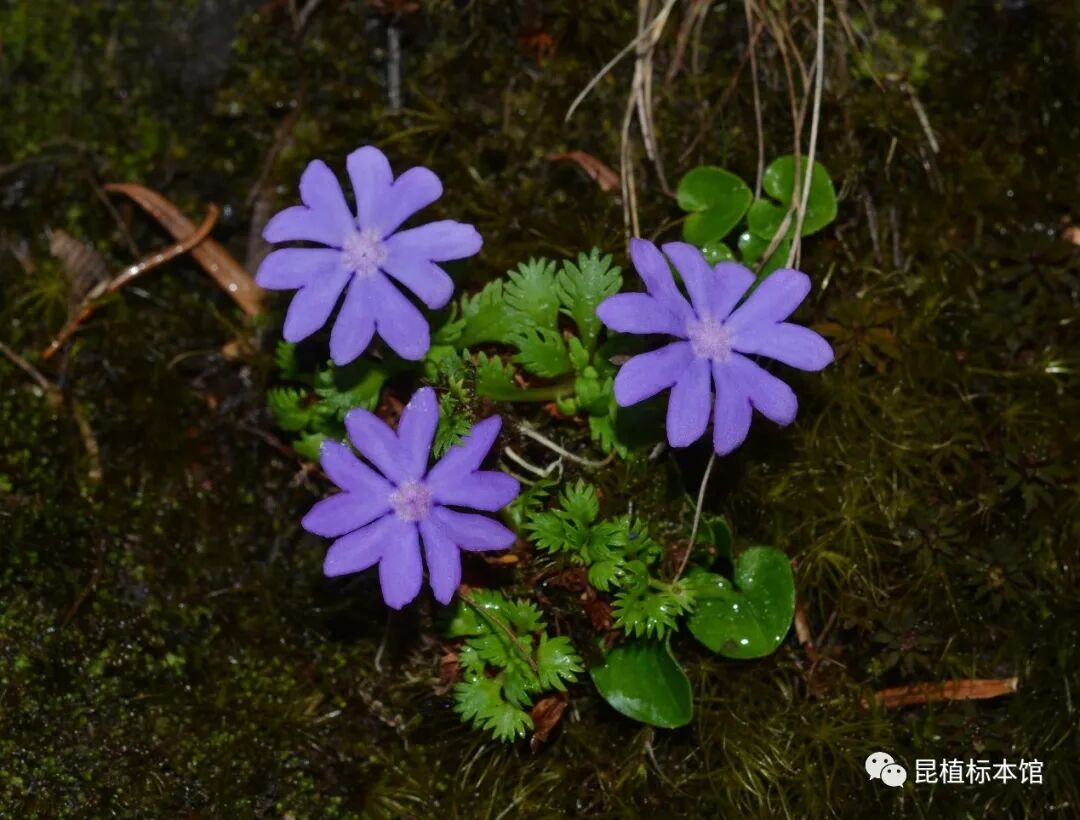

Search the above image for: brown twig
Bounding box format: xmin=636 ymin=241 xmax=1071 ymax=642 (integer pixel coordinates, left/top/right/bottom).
xmin=867 ymin=677 xmax=1019 ymax=710
xmin=61 ymin=539 xmax=107 ymax=626
xmin=70 ymin=400 xmax=103 ymax=483
xmin=42 ymin=205 xmax=220 ymax=361
xmin=0 ymin=340 xmax=55 ymax=393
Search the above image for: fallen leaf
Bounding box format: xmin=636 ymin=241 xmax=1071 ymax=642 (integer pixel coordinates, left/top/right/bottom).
xmin=529 ymin=694 xmax=568 ymax=752
xmin=547 ymin=151 xmax=619 ymax=193
xmin=104 ymin=183 xmax=263 ymax=316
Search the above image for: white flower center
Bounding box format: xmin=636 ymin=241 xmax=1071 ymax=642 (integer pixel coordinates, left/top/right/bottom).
xmin=686 ymin=317 xmax=734 ymax=361
xmin=389 ymin=479 xmax=433 ymax=523
xmin=341 ymin=228 xmax=386 ymax=277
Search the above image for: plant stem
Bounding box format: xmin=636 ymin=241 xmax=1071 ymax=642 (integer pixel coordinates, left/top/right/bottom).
xmin=458 ymin=589 xmax=540 ymax=677
xmin=674 ymin=451 xmax=716 ymax=581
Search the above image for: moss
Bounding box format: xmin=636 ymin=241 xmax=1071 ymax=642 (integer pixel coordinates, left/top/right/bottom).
xmin=2 ymin=0 xmax=1078 ymax=816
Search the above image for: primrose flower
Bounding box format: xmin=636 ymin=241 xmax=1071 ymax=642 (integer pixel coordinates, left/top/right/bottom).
xmin=596 ymin=239 xmax=833 ymax=455
xmin=302 ymin=387 xmax=519 ymax=609
xmin=256 ymin=146 xmax=481 ymax=364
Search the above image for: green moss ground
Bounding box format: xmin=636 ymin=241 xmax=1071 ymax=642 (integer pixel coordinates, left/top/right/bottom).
xmin=1 ymin=1 xmax=1078 ymax=816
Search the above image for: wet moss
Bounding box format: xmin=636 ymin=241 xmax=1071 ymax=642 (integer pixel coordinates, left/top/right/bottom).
xmin=1 ymin=0 xmax=1078 ymax=816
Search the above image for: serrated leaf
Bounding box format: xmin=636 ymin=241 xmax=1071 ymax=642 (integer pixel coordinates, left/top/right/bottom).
xmin=559 ymin=480 xmax=599 ymax=527
xmin=473 ymin=352 xmax=521 ymax=401
xmin=293 ymin=432 xmax=327 ymax=462
xmin=459 ymin=280 xmax=520 ymax=347
xmin=587 ymin=558 xmax=624 ymax=592
xmin=526 ymin=510 xmax=573 ymax=554
xmin=314 ymin=360 xmax=387 ymax=419
xmin=434 ymin=392 xmax=472 ymax=458
xmin=267 ymin=387 xmax=313 ymax=432
xmin=511 ymin=327 xmax=572 ymax=378
xmin=535 ymin=634 xmax=583 ymax=691
xmin=567 ymin=335 xmax=590 ymax=371
xmin=612 ymin=584 xmax=694 ymax=640
xmin=274 ymin=341 xmax=300 ymax=380
xmin=504 ymin=258 xmax=560 ymax=330
xmin=454 ymin=675 xmax=533 ymax=742
xmin=556 ymin=249 xmax=622 ymax=351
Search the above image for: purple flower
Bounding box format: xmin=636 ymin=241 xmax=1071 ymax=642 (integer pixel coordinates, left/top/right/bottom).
xmin=596 ymin=239 xmax=833 ymax=455
xmin=302 ymin=387 xmax=520 ymax=609
xmin=256 ymin=146 xmax=482 ymax=364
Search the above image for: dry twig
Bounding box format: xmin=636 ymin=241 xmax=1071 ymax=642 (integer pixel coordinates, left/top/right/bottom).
xmin=868 ymin=678 xmax=1019 ymax=710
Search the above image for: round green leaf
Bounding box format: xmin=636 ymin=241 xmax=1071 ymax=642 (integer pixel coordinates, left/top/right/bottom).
xmin=685 ymin=547 xmax=795 ymax=659
xmin=676 ymin=166 xmax=752 ymax=246
xmin=701 ymin=240 xmax=736 ymax=264
xmin=589 ymin=640 xmax=692 ymax=728
xmin=737 ymin=231 xmax=791 ymax=278
xmin=745 ymin=155 xmax=837 ymax=239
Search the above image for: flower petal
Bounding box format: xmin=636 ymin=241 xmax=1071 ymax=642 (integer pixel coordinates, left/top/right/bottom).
xmin=613 ymin=341 xmax=693 ymax=407
xmin=420 ymin=518 xmax=461 ymax=605
xmin=711 ymin=362 xmax=752 ymax=455
xmin=256 ymin=248 xmax=341 ymax=290
xmin=380 ymin=246 xmax=455 ymax=309
xmin=319 ymin=439 xmax=395 ymax=495
xmin=724 ymin=268 xmax=811 ymax=334
xmin=708 ymin=262 xmax=756 ymax=320
xmin=263 ymin=159 xmax=354 ymax=245
xmin=660 ymin=242 xmax=714 ymax=317
xmin=733 ymin=322 xmax=834 ymax=371
xmin=629 ymin=238 xmax=693 ymax=320
xmin=385 ymin=220 xmax=482 ymax=262
xmin=344 ymin=407 xmax=409 ymax=484
xmin=430 ymin=470 xmax=519 ymax=511
xmin=323 ymin=513 xmax=395 ymax=577
xmin=596 ymin=292 xmax=683 ymax=336
xmin=666 ymin=356 xmax=712 ymax=447
xmin=329 ymin=276 xmax=377 ymax=365
xmin=369 ymin=273 xmax=430 ymax=360
xmin=431 ymin=507 xmax=516 ymax=552
xmin=376 ymin=166 xmax=443 ymax=237
xmin=282 ymin=268 xmax=351 ymax=342
xmin=396 ymin=387 xmax=438 ymax=480
xmin=377 ymin=519 xmax=423 ymax=609
xmin=425 ymin=416 xmax=501 ymax=487
xmin=728 ymin=353 xmax=798 ymax=425
xmin=302 ymin=491 xmax=391 ymax=538
xmin=346 ymin=146 xmax=393 ymax=233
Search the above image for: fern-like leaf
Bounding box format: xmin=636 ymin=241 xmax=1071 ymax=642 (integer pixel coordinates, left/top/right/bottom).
xmin=504 ymin=258 xmax=560 ymax=330
xmin=535 ymin=634 xmax=583 ymax=691
xmin=511 ymin=326 xmax=572 ymax=378
xmin=555 ymin=248 xmax=622 ymax=351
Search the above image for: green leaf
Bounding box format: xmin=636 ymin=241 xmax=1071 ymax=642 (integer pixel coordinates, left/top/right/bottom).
xmin=589 ymin=640 xmax=693 ymax=729
xmin=434 ymin=392 xmax=472 ymax=457
xmin=556 ymin=249 xmax=622 ymax=351
xmin=459 ymin=280 xmax=519 ymax=347
xmin=701 ymin=240 xmax=736 ymax=263
xmin=453 ymin=675 xmax=533 ymax=742
xmin=511 ymin=327 xmax=572 ymax=378
xmin=567 ymin=335 xmax=590 ymax=371
xmin=274 ymin=341 xmax=301 ymax=380
xmin=473 ymin=352 xmax=521 ymax=401
xmin=313 ymin=360 xmax=387 ymax=419
xmin=504 ymin=258 xmax=560 ymax=330
xmin=677 ymin=166 xmax=753 ymax=246
xmin=443 ymin=589 xmax=545 ymax=638
xmin=612 ymin=583 xmax=694 ymax=640
xmin=293 ymin=432 xmax=327 ymax=462
xmin=526 ymin=510 xmax=574 ymax=554
xmin=693 ymin=514 xmax=733 ymax=564
xmin=267 ymin=387 xmax=313 ymax=432
xmin=560 ymin=480 xmax=600 ymax=527
xmin=535 ymin=634 xmax=583 ymax=691
xmin=685 ymin=547 xmax=796 ymax=659
xmin=745 ymin=155 xmax=838 ymax=240
xmin=737 ymin=231 xmax=792 ymax=277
